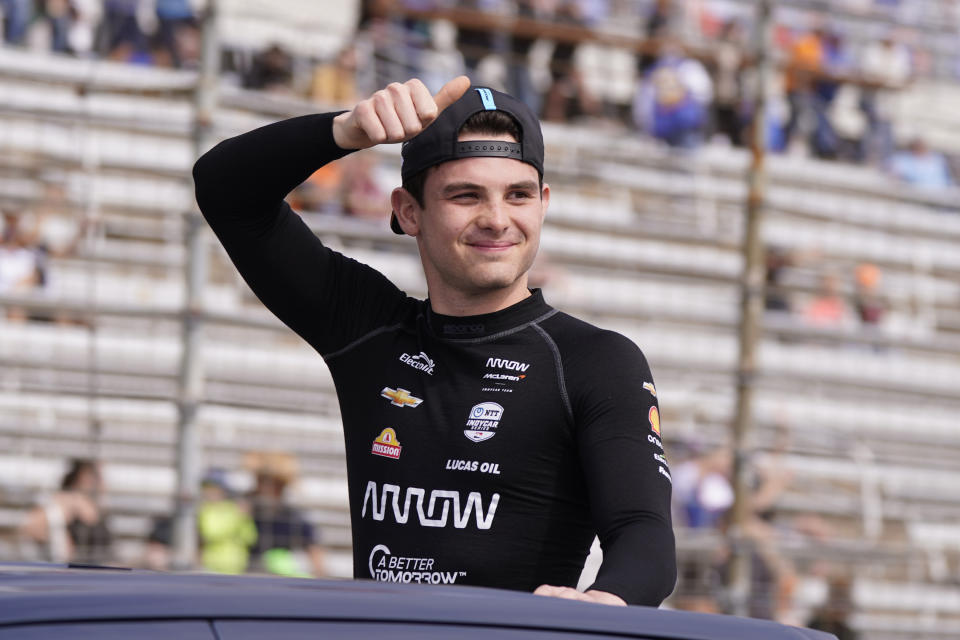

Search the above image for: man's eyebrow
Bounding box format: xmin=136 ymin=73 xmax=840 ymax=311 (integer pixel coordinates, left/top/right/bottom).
xmin=441 ymin=182 xmax=485 ymax=195
xmin=508 ymin=180 xmax=540 ymax=191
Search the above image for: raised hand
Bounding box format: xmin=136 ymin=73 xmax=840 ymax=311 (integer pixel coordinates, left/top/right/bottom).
xmin=332 ymin=76 xmax=471 ymax=151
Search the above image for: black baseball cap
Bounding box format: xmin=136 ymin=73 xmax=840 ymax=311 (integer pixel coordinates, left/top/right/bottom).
xmin=390 ymin=86 xmax=544 ymax=234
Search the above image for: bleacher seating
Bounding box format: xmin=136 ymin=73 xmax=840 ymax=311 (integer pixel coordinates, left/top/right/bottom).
xmin=1 ymin=20 xmax=960 ymax=638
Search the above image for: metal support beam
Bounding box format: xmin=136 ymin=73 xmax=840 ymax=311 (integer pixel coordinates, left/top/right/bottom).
xmin=728 ymin=0 xmax=772 ymax=618
xmin=172 ymin=0 xmax=220 ymax=571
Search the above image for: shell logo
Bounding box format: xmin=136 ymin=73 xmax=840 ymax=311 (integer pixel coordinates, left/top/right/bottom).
xmin=371 ymin=428 xmax=402 ymax=460
xmin=648 ymin=406 xmax=661 ymax=437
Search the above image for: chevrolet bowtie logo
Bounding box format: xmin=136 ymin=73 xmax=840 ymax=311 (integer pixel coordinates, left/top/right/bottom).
xmin=381 ymin=387 xmax=423 ymax=408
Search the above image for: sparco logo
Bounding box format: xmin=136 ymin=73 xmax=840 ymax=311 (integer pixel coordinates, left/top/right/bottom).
xmin=361 ymin=481 xmax=499 ymax=530
xmin=486 ymin=357 xmax=530 ymax=372
xmin=399 ymin=351 xmax=434 ymax=375
xmin=368 ymin=544 xmax=466 ymax=585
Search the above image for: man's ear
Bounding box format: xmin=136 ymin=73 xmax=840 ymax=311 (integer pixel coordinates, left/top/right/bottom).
xmin=391 ymin=187 xmax=421 ymax=236
xmin=540 ymin=182 xmax=550 ymax=223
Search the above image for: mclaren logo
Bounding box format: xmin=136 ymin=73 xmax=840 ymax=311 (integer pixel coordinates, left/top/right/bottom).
xmin=381 ymin=387 xmax=423 ymax=408
xmin=361 ymin=481 xmax=499 ymax=530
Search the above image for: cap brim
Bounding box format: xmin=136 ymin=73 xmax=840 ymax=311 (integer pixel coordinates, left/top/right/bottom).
xmin=390 ymin=212 xmax=405 ymax=235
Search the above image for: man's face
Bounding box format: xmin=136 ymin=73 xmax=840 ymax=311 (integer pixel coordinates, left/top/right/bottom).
xmin=407 ymin=133 xmax=549 ymax=298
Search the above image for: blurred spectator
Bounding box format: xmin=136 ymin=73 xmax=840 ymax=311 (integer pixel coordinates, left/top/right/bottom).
xmin=888 ymin=138 xmax=953 ymax=189
xmin=806 ymin=575 xmax=860 ymax=640
xmin=710 ymin=19 xmax=746 ymax=146
xmin=0 ymin=208 xmax=44 ymax=320
xmin=853 ymin=262 xmax=886 ymax=327
xmin=154 ymin=0 xmax=197 ymax=69
xmin=542 ymin=0 xmax=602 ymax=122
xmin=1 ymin=0 xmax=32 ymax=45
xmin=455 ymin=0 xmax=497 ymax=81
xmin=245 ymin=451 xmax=326 ymax=578
xmin=97 ymin=0 xmax=148 ymax=62
xmin=288 ymin=163 xmax=345 ymax=214
xmin=672 ymin=445 xmax=734 ymax=529
xmin=804 ymin=272 xmax=851 ymax=328
xmin=859 ymin=34 xmax=911 ymax=165
xmin=764 ymin=246 xmax=793 ymax=313
xmin=38 ymin=0 xmax=74 ymax=53
xmin=503 ymin=0 xmax=540 ymax=116
xmin=312 ymin=45 xmax=359 ymax=106
xmin=783 ymin=25 xmax=839 ymax=158
xmin=20 ymin=459 xmax=113 ymax=564
xmin=638 ymin=0 xmax=673 ymax=76
xmin=196 ymin=468 xmax=258 ymax=574
xmin=634 ymin=42 xmax=712 ymax=148
xmin=342 ymin=152 xmax=389 ymax=222
xmin=243 ymin=43 xmax=294 ymax=93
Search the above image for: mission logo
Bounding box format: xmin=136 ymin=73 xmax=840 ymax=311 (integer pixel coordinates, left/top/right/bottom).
xmin=371 ymin=427 xmax=402 ymax=460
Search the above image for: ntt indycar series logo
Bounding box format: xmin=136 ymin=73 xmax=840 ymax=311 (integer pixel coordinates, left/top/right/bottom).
xmin=464 ymin=401 xmax=503 ymax=442
xmin=369 ymin=544 xmax=466 ymax=585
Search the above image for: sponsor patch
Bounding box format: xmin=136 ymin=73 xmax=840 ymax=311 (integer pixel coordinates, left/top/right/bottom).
xmin=362 ymin=481 xmax=500 ymax=529
xmin=464 ymin=401 xmax=504 ymax=442
xmin=649 ymin=406 xmax=661 ymax=437
xmin=371 ymin=428 xmax=402 ymax=460
xmin=486 ymin=357 xmax=530 ymax=372
xmin=369 ymin=544 xmax=466 ymax=584
xmin=659 ymin=466 xmax=672 ymax=483
xmin=643 ymin=381 xmax=657 ymax=397
xmin=648 ymin=434 xmax=663 ymax=449
xmin=445 ymin=459 xmax=501 ymax=475
xmin=399 ymin=351 xmax=434 ymax=375
xmin=381 ymin=387 xmax=423 ymax=408
xmin=654 ymin=452 xmax=669 ymax=467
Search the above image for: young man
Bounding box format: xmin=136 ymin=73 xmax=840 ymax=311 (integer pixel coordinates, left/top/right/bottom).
xmin=194 ymin=77 xmax=675 ymax=606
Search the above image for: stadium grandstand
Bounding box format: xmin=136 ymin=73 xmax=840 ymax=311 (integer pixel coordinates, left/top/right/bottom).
xmin=1 ymin=0 xmax=959 ymax=638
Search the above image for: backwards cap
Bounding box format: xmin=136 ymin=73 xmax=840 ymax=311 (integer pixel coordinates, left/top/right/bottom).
xmin=391 ymin=86 xmax=544 ymax=234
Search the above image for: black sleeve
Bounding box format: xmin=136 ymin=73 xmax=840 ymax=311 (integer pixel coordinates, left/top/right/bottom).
xmin=570 ymin=331 xmax=676 ymax=606
xmin=192 ymin=113 xmax=413 ymax=355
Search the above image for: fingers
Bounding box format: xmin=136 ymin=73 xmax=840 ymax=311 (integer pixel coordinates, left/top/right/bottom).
xmin=433 ymin=75 xmax=471 ymax=113
xmin=534 ymin=585 xmax=627 ymax=606
xmin=332 ymin=77 xmax=471 ymax=151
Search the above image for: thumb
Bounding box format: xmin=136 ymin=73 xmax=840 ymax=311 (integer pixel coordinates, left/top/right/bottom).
xmin=432 ymin=75 xmax=471 ymax=114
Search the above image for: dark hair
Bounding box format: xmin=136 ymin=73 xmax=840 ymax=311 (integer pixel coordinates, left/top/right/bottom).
xmin=61 ymin=459 xmax=98 ymax=490
xmin=401 ymin=110 xmax=539 ymax=207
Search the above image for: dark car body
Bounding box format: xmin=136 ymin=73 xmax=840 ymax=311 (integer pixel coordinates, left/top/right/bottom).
xmin=0 ymin=564 xmax=836 ymax=639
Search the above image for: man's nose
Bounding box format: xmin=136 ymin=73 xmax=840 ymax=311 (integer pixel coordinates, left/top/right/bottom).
xmin=475 ymin=200 xmax=510 ymax=231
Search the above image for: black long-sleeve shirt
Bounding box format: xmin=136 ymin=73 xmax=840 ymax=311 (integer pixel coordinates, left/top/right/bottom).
xmin=193 ymin=113 xmax=676 ymax=606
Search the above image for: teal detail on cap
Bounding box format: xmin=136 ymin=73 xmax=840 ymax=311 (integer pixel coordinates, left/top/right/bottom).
xmin=476 ymin=88 xmax=496 ymax=110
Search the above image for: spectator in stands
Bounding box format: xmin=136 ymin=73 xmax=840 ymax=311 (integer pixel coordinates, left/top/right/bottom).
xmin=888 ymin=138 xmax=954 ymax=190
xmin=0 ymin=207 xmax=44 ymax=320
xmin=859 ymin=34 xmax=911 ymax=165
xmin=97 ymin=0 xmax=148 ymax=63
xmin=503 ymin=0 xmax=541 ymax=117
xmin=243 ymin=43 xmax=294 ymax=93
xmin=542 ymin=0 xmax=602 ymax=122
xmin=806 ymin=574 xmax=860 ymax=640
xmin=288 ymin=163 xmax=345 ymax=215
xmin=455 ymin=0 xmax=498 ymax=81
xmin=672 ymin=445 xmax=734 ymax=529
xmin=710 ymin=19 xmax=746 ymax=146
xmin=154 ymin=0 xmax=196 ymax=69
xmin=0 ymin=0 xmax=32 ymax=45
xmin=342 ymin=152 xmax=390 ymax=222
xmin=245 ymin=451 xmax=326 ymax=578
xmin=634 ymin=40 xmax=712 ymax=149
xmin=853 ymin=262 xmax=886 ymax=328
xmin=638 ymin=0 xmax=673 ymax=76
xmin=783 ymin=25 xmax=841 ymax=159
xmin=804 ymin=272 xmax=852 ymax=329
xmin=312 ymin=45 xmax=359 ymax=107
xmin=19 ymin=459 xmax=113 ymax=565
xmin=196 ymin=468 xmax=258 ymax=574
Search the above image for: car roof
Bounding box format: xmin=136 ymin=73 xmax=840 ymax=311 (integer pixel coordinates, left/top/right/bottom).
xmin=0 ymin=565 xmax=833 ymax=640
